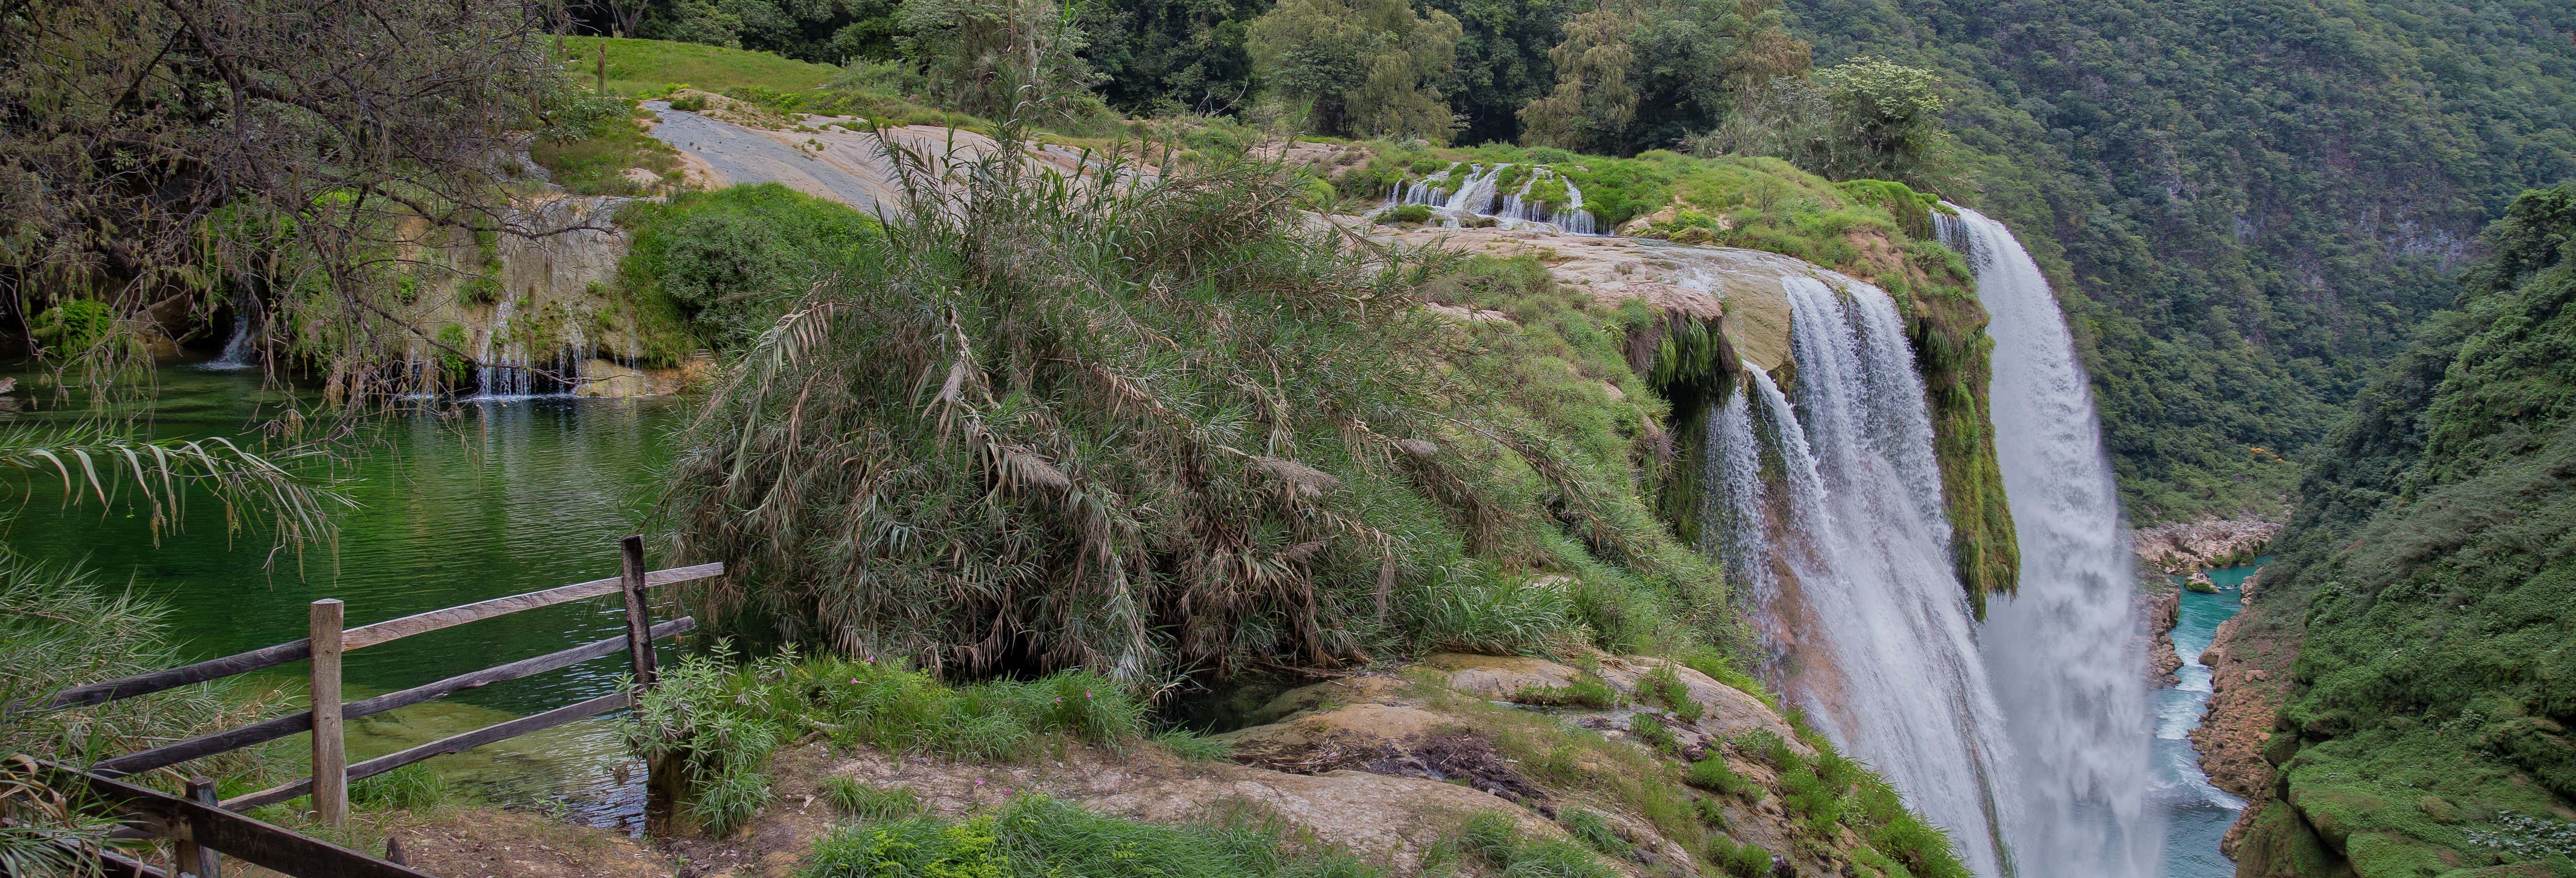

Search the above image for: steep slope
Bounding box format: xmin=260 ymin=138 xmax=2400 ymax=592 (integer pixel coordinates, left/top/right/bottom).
xmin=1788 ymin=0 xmax=2576 ymax=524
xmin=2233 ymin=185 xmax=2576 ymax=877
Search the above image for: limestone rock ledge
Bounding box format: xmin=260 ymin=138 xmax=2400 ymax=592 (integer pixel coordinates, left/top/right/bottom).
xmin=2133 ymin=511 xmax=2286 ymax=575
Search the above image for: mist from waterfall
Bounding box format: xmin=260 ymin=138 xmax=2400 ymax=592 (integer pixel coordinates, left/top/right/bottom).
xmin=1948 ymin=206 xmax=2160 ymax=878
xmin=1709 ymin=276 xmax=2019 ymax=877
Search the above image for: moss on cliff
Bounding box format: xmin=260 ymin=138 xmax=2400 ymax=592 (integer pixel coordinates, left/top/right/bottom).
xmin=1905 ymin=284 xmax=2019 ymax=616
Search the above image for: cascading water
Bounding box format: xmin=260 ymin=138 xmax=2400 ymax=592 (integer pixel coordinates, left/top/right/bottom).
xmin=1711 ymin=276 xmax=2019 ymax=877
xmin=1382 ymin=163 xmax=1599 ymax=234
xmin=199 ymin=300 xmax=259 ymax=371
xmin=1948 ymin=205 xmax=2160 ymax=878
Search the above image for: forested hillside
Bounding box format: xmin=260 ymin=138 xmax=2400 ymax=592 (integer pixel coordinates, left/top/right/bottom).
xmin=2230 ymin=185 xmax=2576 ymax=877
xmin=1787 ymin=0 xmax=2576 ymax=522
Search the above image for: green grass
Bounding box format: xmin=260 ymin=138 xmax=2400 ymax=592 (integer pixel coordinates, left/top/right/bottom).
xmin=1512 ymin=675 xmax=1620 ymax=709
xmin=1456 ymin=812 xmax=1623 ymax=878
xmin=1683 ymin=757 xmax=1758 ymax=798
xmin=349 ymin=764 xmax=454 ymax=811
xmin=1154 ymin=730 xmax=1234 ymax=762
xmin=820 ymin=778 xmax=926 ymax=822
xmin=800 ymin=794 xmax=1384 ymax=878
xmin=560 ymin=37 xmax=838 ymax=98
xmin=1557 ymin=808 xmax=1633 ymax=859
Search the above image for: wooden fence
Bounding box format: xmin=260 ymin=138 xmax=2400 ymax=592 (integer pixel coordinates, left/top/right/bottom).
xmin=9 ymin=536 xmax=720 ymax=878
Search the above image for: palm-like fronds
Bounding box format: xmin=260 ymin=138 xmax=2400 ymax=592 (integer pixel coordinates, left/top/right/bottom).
xmin=0 ymin=426 xmax=347 ymax=547
xmin=668 ymin=104 xmax=1731 ymax=687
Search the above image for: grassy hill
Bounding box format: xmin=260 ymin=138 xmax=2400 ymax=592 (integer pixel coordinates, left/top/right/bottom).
xmin=559 ymin=37 xmax=839 ymax=98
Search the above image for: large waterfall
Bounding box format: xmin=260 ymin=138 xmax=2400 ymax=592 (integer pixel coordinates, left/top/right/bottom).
xmin=1709 ymin=275 xmax=2019 ymax=877
xmin=1951 ymin=206 xmax=2160 ymax=877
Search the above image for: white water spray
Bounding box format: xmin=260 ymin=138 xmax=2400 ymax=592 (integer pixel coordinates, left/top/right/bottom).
xmin=1949 ymin=205 xmax=2160 ymax=878
xmin=1382 ymin=163 xmax=1600 ymax=234
xmin=1712 ymin=277 xmax=2019 ymax=877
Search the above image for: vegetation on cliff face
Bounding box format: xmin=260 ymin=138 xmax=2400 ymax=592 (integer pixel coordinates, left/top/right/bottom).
xmin=1787 ymin=0 xmax=2576 ymax=524
xmin=2240 ymin=185 xmax=2576 ymax=877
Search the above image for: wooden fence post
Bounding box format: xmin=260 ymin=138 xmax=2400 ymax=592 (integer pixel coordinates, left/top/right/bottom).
xmin=181 ymin=776 xmax=219 ymax=878
xmin=620 ymin=536 xmax=656 ymax=693
xmin=309 ymin=599 xmax=347 ymax=826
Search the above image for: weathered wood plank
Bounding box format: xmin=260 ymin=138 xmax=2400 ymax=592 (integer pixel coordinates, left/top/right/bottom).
xmin=308 ymin=600 xmax=346 ymax=826
xmin=340 ymin=562 xmax=721 ymax=651
xmin=10 ymin=639 xmax=311 ymax=716
xmin=17 ymin=563 xmax=722 ymax=716
xmin=92 ymin=617 xmax=695 ymax=778
xmin=220 ymin=691 xmax=633 ymax=811
xmin=37 ymin=762 xmax=435 ymax=878
xmin=181 ymin=777 xmax=220 ymax=878
xmin=619 ymin=536 xmax=658 ymax=691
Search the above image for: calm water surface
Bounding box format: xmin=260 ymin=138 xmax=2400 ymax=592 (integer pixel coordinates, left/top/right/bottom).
xmin=2157 ymin=559 xmax=2265 ymax=878
xmin=5 ymin=362 xmax=687 ymax=829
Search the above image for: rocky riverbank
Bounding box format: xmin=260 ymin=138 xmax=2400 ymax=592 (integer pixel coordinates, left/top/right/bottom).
xmin=2133 ymin=512 xmax=2286 ymax=575
xmin=2141 ymin=577 xmax=2182 ymax=685
xmin=2193 ymin=572 xmax=2299 ymax=858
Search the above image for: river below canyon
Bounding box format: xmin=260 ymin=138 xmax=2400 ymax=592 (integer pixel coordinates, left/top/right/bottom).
xmin=2159 ymin=561 xmax=2262 ymax=878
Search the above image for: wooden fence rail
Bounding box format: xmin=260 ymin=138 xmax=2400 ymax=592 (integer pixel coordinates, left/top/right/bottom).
xmin=13 ymin=535 xmax=721 ymax=878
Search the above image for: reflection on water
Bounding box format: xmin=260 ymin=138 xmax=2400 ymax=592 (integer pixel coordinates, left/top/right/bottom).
xmin=1 ymin=362 xmax=682 ymax=830
xmin=2157 ymin=558 xmax=2265 ymax=878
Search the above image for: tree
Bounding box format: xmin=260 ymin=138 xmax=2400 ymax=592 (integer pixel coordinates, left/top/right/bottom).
xmin=1817 ymin=56 xmax=1943 ymax=183
xmin=1515 ymin=0 xmax=1642 ymax=151
xmin=0 ymin=0 xmax=578 ymax=404
xmin=1247 ymin=0 xmax=1462 ymax=141
xmin=1685 ymin=56 xmax=1943 ymax=187
xmin=1517 ymin=0 xmax=1808 ymax=154
xmin=899 ymin=0 xmax=1102 ymax=120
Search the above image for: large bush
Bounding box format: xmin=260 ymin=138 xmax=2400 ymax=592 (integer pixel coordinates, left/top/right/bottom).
xmin=664 ymin=124 xmax=1735 ymax=685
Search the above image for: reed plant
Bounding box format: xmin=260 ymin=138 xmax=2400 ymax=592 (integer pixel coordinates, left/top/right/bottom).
xmin=664 ymin=103 xmax=1736 ymax=687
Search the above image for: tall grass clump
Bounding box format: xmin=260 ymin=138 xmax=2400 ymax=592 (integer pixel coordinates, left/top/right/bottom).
xmin=667 ymin=105 xmax=1743 ymax=687
xmin=801 ymin=793 xmax=1384 ymax=878
xmin=1454 ymin=812 xmax=1621 ymax=878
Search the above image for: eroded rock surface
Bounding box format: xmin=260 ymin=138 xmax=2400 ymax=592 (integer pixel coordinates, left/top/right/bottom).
xmin=2195 ymin=586 xmax=2300 ymax=857
xmin=2133 ymin=512 xmax=2286 ymax=575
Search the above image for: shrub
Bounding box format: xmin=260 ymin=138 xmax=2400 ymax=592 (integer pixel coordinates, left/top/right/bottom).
xmin=1390 ymin=203 xmax=1433 ymax=224
xmin=666 ymin=118 xmax=1714 ymax=688
xmin=614 ymin=183 xmax=878 ymax=353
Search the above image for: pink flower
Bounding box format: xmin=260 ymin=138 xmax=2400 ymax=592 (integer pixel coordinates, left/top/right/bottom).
xmin=850 ymin=678 xmax=861 ymax=684
xmin=974 ymin=778 xmax=986 ymax=786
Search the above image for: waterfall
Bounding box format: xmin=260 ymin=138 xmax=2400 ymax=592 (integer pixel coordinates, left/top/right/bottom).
xmin=1712 ymin=277 xmax=2019 ymax=877
xmin=1950 ymin=205 xmax=2160 ymax=878
xmin=199 ymin=302 xmax=258 ymax=371
xmin=1380 ymin=162 xmax=1601 ymax=235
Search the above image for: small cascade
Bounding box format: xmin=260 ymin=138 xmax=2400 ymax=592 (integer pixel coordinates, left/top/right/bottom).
xmin=199 ymin=302 xmax=259 ymax=371
xmin=1711 ymin=277 xmax=2019 ymax=877
xmin=1380 ymin=162 xmax=1601 ymax=234
xmin=1951 ymin=205 xmax=2161 ymax=877
xmin=467 ymin=295 xmax=577 ymax=401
